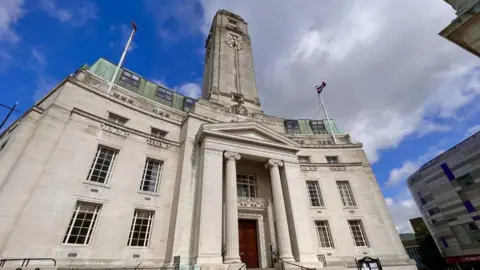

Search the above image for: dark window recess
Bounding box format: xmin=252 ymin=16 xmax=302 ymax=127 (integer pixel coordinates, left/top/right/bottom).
xmin=120 ymin=70 xmax=140 ymax=88
xmin=151 ymin=128 xmax=168 ymax=138
xmin=326 ymin=156 xmax=339 ymax=164
xmin=464 ymin=200 xmax=476 ymax=213
xmin=440 ymin=236 xmax=448 ymax=248
xmin=428 ymin=207 xmax=441 ymax=216
xmin=457 ymin=173 xmax=475 ymax=188
xmin=156 ymin=88 xmax=173 ymax=102
xmin=310 ymin=120 xmax=328 ymax=134
xmin=298 ymin=156 xmax=311 ymax=163
xmin=285 ymin=120 xmax=301 ymax=134
xmin=418 ymin=192 xmax=426 ymax=205
xmin=184 ymin=98 xmax=195 ymax=111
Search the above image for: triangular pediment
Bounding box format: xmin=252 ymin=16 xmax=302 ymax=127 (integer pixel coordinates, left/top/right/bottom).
xmin=198 ymin=121 xmax=300 ymax=150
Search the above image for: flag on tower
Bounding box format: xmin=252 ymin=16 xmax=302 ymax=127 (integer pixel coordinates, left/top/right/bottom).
xmin=316 ymin=82 xmax=326 ymax=94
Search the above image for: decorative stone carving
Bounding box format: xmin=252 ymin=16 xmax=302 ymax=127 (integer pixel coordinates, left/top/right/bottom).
xmin=230 ymin=93 xmax=248 ymax=115
xmin=265 ymin=159 xmax=283 ymax=169
xmin=146 ymin=138 xmax=171 ymax=149
xmin=225 ymin=32 xmax=244 ymax=51
xmin=101 ymin=123 xmax=129 ymax=138
xmin=330 ymin=166 xmax=346 ymax=171
xmin=237 ymin=197 xmax=267 ymax=208
xmin=224 ymin=151 xmax=241 ymax=161
xmin=301 ymin=165 xmax=317 ymax=171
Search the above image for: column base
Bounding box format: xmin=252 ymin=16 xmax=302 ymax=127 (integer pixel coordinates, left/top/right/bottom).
xmin=223 ymin=257 xmax=242 ymax=264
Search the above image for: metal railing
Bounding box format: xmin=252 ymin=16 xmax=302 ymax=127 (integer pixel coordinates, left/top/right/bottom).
xmin=270 ymin=246 xmax=314 ymax=270
xmin=0 ymin=258 xmax=57 ymax=267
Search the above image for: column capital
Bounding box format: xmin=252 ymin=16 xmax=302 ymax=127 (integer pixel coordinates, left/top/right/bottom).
xmin=265 ymin=159 xmax=284 ymax=169
xmin=224 ymin=151 xmax=241 ymax=161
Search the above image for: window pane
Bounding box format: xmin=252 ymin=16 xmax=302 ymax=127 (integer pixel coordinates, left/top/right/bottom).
xmin=63 ymin=202 xmax=101 ymax=245
xmin=127 ymin=210 xmax=154 ymax=247
xmin=237 ymin=174 xmax=256 ymax=198
xmin=140 ymin=158 xmax=163 ymax=193
xmin=348 ymin=220 xmax=368 ymax=247
xmin=337 ymin=181 xmax=356 ymax=207
xmin=307 ymin=181 xmax=324 ymax=207
xmin=315 ymin=221 xmax=334 ymax=248
xmin=87 ymin=146 xmax=118 ymax=184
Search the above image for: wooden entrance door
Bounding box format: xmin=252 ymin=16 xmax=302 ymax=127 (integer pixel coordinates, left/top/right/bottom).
xmin=238 ymin=219 xmax=259 ymax=268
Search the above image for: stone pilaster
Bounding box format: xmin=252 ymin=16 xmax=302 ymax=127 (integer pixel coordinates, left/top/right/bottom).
xmin=265 ymin=159 xmax=294 ymax=262
xmin=223 ymin=151 xmax=241 ymax=263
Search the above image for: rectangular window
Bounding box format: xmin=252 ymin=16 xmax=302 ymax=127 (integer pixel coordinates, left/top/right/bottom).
xmin=120 ymin=70 xmax=140 ymax=88
xmin=348 ymin=220 xmax=369 ymax=247
xmin=140 ymin=158 xmax=163 ymax=193
xmin=237 ymin=173 xmax=256 ymax=198
xmin=107 ymin=112 xmax=128 ymax=126
xmin=151 ymin=127 xmax=168 ymax=139
xmin=337 ymin=181 xmax=356 ymax=207
xmin=156 ymin=88 xmax=173 ymax=102
xmin=326 ymin=156 xmax=339 ymax=164
xmin=310 ymin=120 xmax=328 ymax=134
xmin=452 ymin=222 xmax=480 ymax=245
xmin=127 ymin=210 xmax=154 ymax=247
xmin=457 ymin=173 xmax=475 ymax=188
xmin=306 ymin=181 xmax=324 ymax=207
xmin=284 ymin=120 xmax=301 ymax=134
xmin=63 ymin=202 xmax=101 ymax=245
xmin=184 ymin=98 xmax=195 ymax=111
xmin=427 ymin=207 xmax=441 ymax=216
xmin=298 ymin=155 xmax=311 ymax=164
xmin=87 ymin=145 xmax=118 ymax=184
xmin=315 ymin=221 xmax=334 ymax=248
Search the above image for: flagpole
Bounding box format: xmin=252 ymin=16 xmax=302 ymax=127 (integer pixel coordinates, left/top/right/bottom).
xmin=107 ymin=21 xmax=137 ymax=94
xmin=317 ymin=92 xmax=337 ymax=145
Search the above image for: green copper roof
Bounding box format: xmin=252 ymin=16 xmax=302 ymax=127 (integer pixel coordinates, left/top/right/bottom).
xmin=86 ymin=58 xmax=342 ymax=135
xmin=87 ymin=58 xmax=196 ymax=112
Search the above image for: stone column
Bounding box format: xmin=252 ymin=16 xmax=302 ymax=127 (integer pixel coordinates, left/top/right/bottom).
xmin=224 ymin=151 xmax=241 ymax=263
xmin=266 ymin=159 xmax=294 ymax=262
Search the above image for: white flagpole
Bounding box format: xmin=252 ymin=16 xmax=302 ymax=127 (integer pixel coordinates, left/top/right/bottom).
xmin=107 ymin=21 xmax=137 ymax=94
xmin=317 ymin=89 xmax=337 ymax=145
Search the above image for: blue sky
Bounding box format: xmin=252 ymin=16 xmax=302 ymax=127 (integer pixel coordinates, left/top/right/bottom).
xmin=1 ymin=0 xmax=480 ymax=233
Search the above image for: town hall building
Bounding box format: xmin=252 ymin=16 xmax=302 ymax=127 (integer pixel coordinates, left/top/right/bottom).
xmin=0 ymin=10 xmax=415 ymax=270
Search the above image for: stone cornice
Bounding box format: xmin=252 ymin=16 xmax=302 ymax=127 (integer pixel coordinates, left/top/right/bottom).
xmin=70 ymin=107 xmax=179 ymax=148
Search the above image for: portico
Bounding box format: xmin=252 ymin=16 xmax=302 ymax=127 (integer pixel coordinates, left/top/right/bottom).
xmin=194 ymin=122 xmax=320 ymax=268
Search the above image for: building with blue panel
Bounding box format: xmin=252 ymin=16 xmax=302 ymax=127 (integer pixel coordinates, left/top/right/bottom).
xmin=407 ymin=130 xmax=480 ymax=267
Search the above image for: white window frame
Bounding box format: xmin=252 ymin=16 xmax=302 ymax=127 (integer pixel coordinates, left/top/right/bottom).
xmin=151 ymin=127 xmax=168 ymax=139
xmin=107 ymin=112 xmax=128 ymax=126
xmin=336 ymin=181 xmax=357 ymax=207
xmin=237 ymin=173 xmax=257 ymax=198
xmin=326 ymin=156 xmax=339 ymax=164
xmin=127 ymin=209 xmax=155 ymax=247
xmin=86 ymin=145 xmax=119 ymax=184
xmin=63 ymin=202 xmax=101 ymax=245
xmin=315 ymin=220 xmax=334 ymax=248
xmin=298 ymin=155 xmax=311 ymax=164
xmin=306 ymin=181 xmax=324 ymax=207
xmin=140 ymin=158 xmax=163 ymax=193
xmin=348 ymin=220 xmax=369 ymax=247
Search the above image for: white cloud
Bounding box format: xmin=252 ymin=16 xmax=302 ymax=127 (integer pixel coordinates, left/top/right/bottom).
xmin=467 ymin=125 xmax=480 ymax=137
xmin=0 ymin=0 xmax=25 ymax=43
xmin=385 ymin=190 xmax=422 ymax=233
xmin=30 ymin=48 xmax=46 ymax=66
xmin=387 ymin=147 xmax=445 ymax=186
xmin=198 ymin=0 xmax=480 ymax=163
xmin=175 ymin=82 xmax=202 ymax=98
xmin=39 ymin=0 xmax=98 ymax=27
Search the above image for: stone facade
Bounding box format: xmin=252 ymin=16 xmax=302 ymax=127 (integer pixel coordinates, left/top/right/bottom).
xmin=0 ymin=9 xmax=415 ymax=270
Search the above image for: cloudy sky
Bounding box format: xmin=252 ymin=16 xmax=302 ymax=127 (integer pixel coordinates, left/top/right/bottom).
xmin=1 ymin=0 xmax=479 ymax=233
